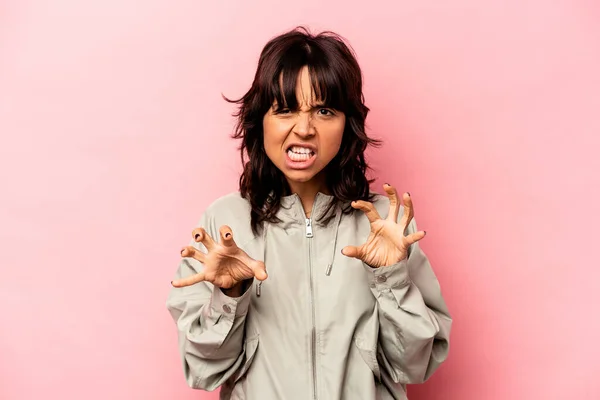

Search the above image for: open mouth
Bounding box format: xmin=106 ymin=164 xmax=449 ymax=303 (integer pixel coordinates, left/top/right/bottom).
xmin=286 ymin=145 xmax=315 ymax=162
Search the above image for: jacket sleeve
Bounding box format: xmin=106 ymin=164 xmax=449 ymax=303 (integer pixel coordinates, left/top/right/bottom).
xmin=363 ymin=216 xmax=452 ymax=384
xmin=166 ymin=210 xmax=254 ymax=391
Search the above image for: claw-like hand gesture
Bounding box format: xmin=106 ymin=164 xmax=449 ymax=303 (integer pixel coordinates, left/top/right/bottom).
xmin=342 ymin=184 xmax=426 ymax=268
xmin=171 ymin=225 xmax=267 ymax=293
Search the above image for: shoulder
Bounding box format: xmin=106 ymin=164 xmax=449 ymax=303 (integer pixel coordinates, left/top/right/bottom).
xmin=347 ymin=192 xmax=417 ymax=231
xmin=201 ymin=191 xmax=255 ymax=242
xmin=369 ymin=192 xmax=392 ymax=217
xmin=344 ymin=192 xmax=391 ymax=224
xmin=204 ymin=191 xmax=251 ymax=217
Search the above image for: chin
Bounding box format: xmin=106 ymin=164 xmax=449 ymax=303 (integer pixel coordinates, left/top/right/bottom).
xmin=284 ymin=171 xmax=317 ymax=184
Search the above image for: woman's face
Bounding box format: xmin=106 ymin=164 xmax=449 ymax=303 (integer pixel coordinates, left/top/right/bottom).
xmin=262 ymin=66 xmax=346 ymax=192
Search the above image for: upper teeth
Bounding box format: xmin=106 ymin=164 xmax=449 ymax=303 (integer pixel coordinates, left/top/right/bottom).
xmin=289 ymin=146 xmax=313 ymax=154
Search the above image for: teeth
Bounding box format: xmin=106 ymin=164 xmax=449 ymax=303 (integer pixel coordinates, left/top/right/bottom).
xmin=287 ymin=147 xmax=314 ymax=162
xmin=289 ymin=146 xmax=313 ymax=154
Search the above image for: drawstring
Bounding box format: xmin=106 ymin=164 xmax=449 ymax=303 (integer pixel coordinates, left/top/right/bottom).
xmin=256 ymin=200 xmax=344 ymax=296
xmin=325 ymin=207 xmax=343 ymax=276
xmin=256 ymin=222 xmax=268 ymax=297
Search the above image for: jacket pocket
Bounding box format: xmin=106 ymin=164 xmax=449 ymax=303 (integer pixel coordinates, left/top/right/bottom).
xmin=353 ymin=333 xmax=381 ymax=382
xmin=232 ymin=334 xmax=259 ymax=384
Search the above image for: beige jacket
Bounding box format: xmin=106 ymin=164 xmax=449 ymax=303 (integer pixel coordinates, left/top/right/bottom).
xmin=166 ymin=192 xmax=452 ymax=399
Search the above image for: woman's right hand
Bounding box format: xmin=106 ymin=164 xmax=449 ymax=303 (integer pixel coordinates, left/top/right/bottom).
xmin=171 ymin=225 xmax=267 ymax=294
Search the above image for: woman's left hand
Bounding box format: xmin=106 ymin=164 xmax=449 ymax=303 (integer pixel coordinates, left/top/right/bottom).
xmin=342 ymin=184 xmax=426 ymax=268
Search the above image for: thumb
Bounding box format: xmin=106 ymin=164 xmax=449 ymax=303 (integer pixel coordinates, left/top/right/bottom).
xmin=341 ymin=245 xmax=361 ymax=259
xmin=251 ymin=260 xmax=268 ymax=281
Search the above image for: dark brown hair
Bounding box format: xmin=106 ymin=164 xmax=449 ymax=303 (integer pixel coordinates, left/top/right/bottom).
xmin=226 ymin=26 xmax=380 ymax=234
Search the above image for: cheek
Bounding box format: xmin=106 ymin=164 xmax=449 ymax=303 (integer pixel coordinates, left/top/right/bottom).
xmin=263 ymin=119 xmax=288 ymax=144
xmin=262 ymin=119 xmax=276 ymax=149
xmin=321 ymin=122 xmax=345 ymax=157
xmin=263 ymin=118 xmax=290 ymax=161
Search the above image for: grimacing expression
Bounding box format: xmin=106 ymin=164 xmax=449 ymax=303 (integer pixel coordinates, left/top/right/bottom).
xmin=262 ymin=66 xmax=346 ymax=186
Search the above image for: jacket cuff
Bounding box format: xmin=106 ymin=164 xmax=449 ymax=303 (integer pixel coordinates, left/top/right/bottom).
xmin=210 ymin=282 xmax=253 ymax=318
xmin=363 ymin=259 xmax=411 ymax=291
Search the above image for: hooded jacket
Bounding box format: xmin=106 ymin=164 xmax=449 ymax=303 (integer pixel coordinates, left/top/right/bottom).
xmin=166 ymin=191 xmax=452 ymax=399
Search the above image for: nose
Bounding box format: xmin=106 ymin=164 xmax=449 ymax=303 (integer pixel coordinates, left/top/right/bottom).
xmin=292 ymin=112 xmax=315 ymax=138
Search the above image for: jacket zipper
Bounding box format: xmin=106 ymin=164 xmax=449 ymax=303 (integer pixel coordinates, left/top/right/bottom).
xmin=305 ymin=217 xmax=317 ymax=399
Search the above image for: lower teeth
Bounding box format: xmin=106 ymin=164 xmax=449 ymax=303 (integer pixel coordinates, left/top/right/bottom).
xmin=288 ymin=151 xmax=312 ymax=161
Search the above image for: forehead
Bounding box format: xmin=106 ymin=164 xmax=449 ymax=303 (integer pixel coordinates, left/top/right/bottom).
xmin=276 ymin=66 xmax=325 ymax=106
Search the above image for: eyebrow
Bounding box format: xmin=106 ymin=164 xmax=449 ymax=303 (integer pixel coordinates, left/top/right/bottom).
xmin=273 ymin=102 xmax=332 ymax=110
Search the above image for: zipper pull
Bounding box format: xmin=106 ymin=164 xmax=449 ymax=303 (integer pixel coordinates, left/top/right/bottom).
xmin=256 ymin=281 xmax=262 ymax=297
xmin=305 ymin=218 xmax=313 ymax=238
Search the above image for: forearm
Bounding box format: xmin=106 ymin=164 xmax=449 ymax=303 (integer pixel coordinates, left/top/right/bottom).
xmin=364 ymin=249 xmax=452 ymax=383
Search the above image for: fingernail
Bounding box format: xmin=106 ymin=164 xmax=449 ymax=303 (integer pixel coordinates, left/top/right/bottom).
xmin=384 ymin=183 xmax=389 ymax=186
xmin=407 ymin=192 xmax=411 ymax=197
xmin=225 ymin=233 xmax=231 ymax=238
xmin=170 ymin=281 xmax=174 ymax=286
xmin=424 ymin=231 xmax=427 ymax=235
xmin=194 ymin=233 xmax=200 ymax=240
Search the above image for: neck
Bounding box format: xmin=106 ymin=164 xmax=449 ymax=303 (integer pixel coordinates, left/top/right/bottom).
xmin=287 ymin=175 xmax=329 ymax=218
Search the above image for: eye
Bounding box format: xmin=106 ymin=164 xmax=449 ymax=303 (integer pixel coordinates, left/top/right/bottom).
xmin=317 ymin=108 xmax=334 ymax=116
xmin=275 ymin=108 xmax=291 ymax=115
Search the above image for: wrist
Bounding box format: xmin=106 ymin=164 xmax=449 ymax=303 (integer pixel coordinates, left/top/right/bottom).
xmin=363 ymin=259 xmax=410 ymax=289
xmin=221 ymin=279 xmax=253 ymax=297
xmin=366 ymin=255 xmax=406 ymax=269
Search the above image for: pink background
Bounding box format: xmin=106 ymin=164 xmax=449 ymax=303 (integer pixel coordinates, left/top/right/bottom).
xmin=1 ymin=1 xmax=599 ymax=399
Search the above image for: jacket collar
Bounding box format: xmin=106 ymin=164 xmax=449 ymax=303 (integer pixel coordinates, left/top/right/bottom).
xmin=278 ymin=192 xmax=339 ymax=226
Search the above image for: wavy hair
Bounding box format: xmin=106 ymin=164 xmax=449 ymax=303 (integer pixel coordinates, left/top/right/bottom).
xmin=226 ymin=27 xmax=381 ymax=234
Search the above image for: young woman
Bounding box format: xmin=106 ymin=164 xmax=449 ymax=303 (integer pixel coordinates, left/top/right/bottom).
xmin=167 ymin=27 xmax=452 ymax=400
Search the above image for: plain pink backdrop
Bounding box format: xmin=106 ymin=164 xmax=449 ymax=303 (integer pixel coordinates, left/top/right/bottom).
xmin=1 ymin=1 xmax=599 ymax=399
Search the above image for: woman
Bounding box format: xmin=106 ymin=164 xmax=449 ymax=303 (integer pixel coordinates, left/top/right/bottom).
xmin=167 ymin=27 xmax=452 ymax=400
